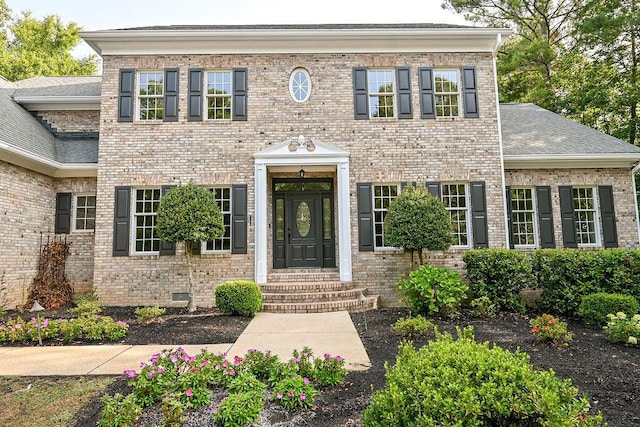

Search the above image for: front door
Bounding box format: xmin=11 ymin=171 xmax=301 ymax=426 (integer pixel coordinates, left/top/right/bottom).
xmin=273 ymin=179 xmax=335 ymax=269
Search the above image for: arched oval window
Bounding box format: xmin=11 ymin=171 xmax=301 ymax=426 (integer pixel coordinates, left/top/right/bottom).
xmin=289 ymin=68 xmax=311 ymax=102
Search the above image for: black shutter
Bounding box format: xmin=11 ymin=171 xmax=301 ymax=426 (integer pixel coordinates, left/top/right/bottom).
xmin=118 ymin=69 xmax=135 ymax=122
xmin=163 ymin=68 xmax=179 ymax=122
xmin=55 ymin=192 xmax=72 ymax=234
xmin=353 ymin=67 xmax=369 ymax=120
xmin=396 ymin=67 xmax=412 ymax=119
xmin=426 ymin=181 xmax=441 ymax=199
xmin=418 ymin=67 xmax=435 ymax=119
xmin=231 ymin=185 xmax=248 ymax=254
xmin=599 ymin=185 xmax=618 ymax=248
xmin=113 ymin=187 xmax=131 ymax=256
xmin=558 ymin=186 xmax=578 ymax=248
xmin=462 ymin=66 xmax=479 ymax=118
xmin=191 ymin=241 xmax=201 ymax=255
xmin=400 ymin=182 xmax=408 ymax=191
xmin=470 ymin=181 xmax=489 ymax=248
xmin=232 ymin=68 xmax=248 ymax=121
xmin=357 ymin=183 xmax=374 ymax=251
xmin=536 ymin=186 xmax=556 ymax=248
xmin=188 ymin=68 xmax=203 ymax=121
xmin=505 ymin=187 xmax=514 ymax=249
xmin=159 ymin=186 xmax=176 ymax=255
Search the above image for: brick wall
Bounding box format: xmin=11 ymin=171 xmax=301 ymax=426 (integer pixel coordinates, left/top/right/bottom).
xmin=37 ymin=110 xmax=100 ymax=133
xmin=93 ymin=52 xmax=504 ymax=307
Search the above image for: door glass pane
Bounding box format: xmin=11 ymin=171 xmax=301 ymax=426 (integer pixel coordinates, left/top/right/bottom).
xmin=274 ymin=182 xmax=332 ymax=192
xmin=275 ymin=198 xmax=284 ymax=240
xmin=296 ymin=201 xmax=311 ymax=237
xmin=323 ymin=197 xmax=331 ymax=239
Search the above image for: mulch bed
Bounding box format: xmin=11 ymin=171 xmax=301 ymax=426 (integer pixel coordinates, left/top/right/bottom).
xmin=4 ymin=307 xmax=639 ymax=426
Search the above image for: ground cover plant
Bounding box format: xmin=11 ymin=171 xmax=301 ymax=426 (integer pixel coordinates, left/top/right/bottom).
xmin=0 ymin=314 xmax=128 ymax=343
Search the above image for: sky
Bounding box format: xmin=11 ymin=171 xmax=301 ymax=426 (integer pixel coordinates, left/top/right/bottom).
xmin=4 ymin=0 xmax=469 ymax=58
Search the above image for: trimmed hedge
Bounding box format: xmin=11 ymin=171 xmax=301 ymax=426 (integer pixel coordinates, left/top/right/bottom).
xmin=215 ymin=280 xmax=263 ymax=317
xmin=578 ymin=293 xmax=639 ymax=325
xmin=463 ymin=249 xmax=533 ymax=312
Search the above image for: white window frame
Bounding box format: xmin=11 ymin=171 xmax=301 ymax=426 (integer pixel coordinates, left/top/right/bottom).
xmin=368 ymin=69 xmax=396 ymax=119
xmin=71 ymin=194 xmax=96 ymax=232
xmin=441 ymin=182 xmax=471 ymax=248
xmin=131 ymin=187 xmax=162 ymax=255
xmin=289 ymin=68 xmax=312 ymax=102
xmin=510 ymin=187 xmax=538 ymax=248
xmin=202 ymin=187 xmax=232 ymax=253
xmin=433 ymin=69 xmax=461 ymax=118
xmin=573 ymin=186 xmax=600 ymax=247
xmin=372 ymin=183 xmax=400 ymax=249
xmin=137 ymin=71 xmax=164 ymax=121
xmin=205 ymin=71 xmax=232 ymax=120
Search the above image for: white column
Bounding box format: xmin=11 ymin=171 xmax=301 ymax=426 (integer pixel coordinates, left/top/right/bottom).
xmin=254 ymin=162 xmax=268 ymax=283
xmin=337 ymin=161 xmax=352 ymax=281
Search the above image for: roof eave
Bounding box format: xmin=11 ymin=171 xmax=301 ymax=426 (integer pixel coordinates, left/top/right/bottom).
xmin=13 ymin=95 xmax=101 ymax=111
xmin=0 ymin=142 xmax=97 ymax=177
xmin=504 ymin=154 xmax=640 ymax=170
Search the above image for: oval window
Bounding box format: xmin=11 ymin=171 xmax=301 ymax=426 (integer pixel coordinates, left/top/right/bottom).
xmin=289 ymin=68 xmax=311 ymax=102
xmin=296 ymin=202 xmax=311 ymax=237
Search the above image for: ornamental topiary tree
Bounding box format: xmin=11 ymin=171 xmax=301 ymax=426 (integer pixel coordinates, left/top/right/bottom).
xmin=156 ymin=182 xmax=224 ymax=312
xmin=384 ymin=185 xmax=454 ymax=265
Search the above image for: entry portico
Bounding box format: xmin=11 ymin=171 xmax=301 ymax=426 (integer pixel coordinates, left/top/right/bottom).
xmin=253 ymin=136 xmax=352 ymax=283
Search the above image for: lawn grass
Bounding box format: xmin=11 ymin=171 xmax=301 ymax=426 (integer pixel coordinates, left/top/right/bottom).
xmin=0 ymin=376 xmax=114 ymax=427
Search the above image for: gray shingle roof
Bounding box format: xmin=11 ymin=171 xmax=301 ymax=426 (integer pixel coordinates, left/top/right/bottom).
xmin=13 ymin=76 xmax=101 ymax=97
xmin=111 ymin=23 xmax=473 ymax=32
xmin=500 ymin=103 xmax=640 ymax=156
xmin=56 ymin=138 xmax=98 ymax=163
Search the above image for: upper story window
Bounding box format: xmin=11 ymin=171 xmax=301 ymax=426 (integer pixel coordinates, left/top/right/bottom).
xmin=573 ymin=187 xmax=599 ymax=246
xmin=509 ymin=187 xmax=537 ymax=247
xmin=138 ymin=72 xmax=164 ymax=121
xmin=434 ymin=70 xmax=460 ymax=118
xmin=204 ymin=187 xmax=232 ymax=252
xmin=373 ymin=183 xmax=400 ymax=248
xmin=290 ymin=68 xmax=311 ymax=102
xmin=132 ymin=188 xmax=162 ymax=254
xmin=368 ymin=70 xmax=395 ymax=118
xmin=72 ymin=194 xmax=96 ymax=232
xmin=206 ymin=71 xmax=232 ymax=120
xmin=441 ymin=183 xmax=470 ymax=247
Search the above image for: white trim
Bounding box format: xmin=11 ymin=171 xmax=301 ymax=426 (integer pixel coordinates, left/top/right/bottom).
xmin=441 ymin=182 xmax=472 ymax=248
xmin=130 ymin=187 xmax=162 ymax=256
xmin=289 ymin=68 xmax=311 ymax=103
xmin=0 ymin=141 xmax=97 ymax=177
xmin=494 ymin=54 xmax=510 ymax=249
xmin=13 ymin=96 xmax=101 ymax=111
xmin=71 ymin=193 xmax=96 ymax=233
xmin=433 ymin=69 xmax=461 ymax=118
xmin=509 ymin=187 xmax=538 ymax=248
xmin=504 ymin=154 xmax=640 ymax=169
xmin=253 ymin=137 xmax=351 ymax=283
xmin=573 ymin=186 xmax=601 ymax=248
xmin=632 ymin=163 xmax=640 ymax=244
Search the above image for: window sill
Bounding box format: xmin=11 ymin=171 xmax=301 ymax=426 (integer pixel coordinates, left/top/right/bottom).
xmin=200 ymin=252 xmax=232 ymax=258
xmin=374 ymin=247 xmax=404 ymax=255
xmin=71 ymin=229 xmax=95 ymax=234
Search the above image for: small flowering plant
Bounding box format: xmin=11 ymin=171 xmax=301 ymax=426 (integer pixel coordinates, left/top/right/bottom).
xmin=0 ymin=315 xmax=128 ymax=343
xmin=272 ymin=374 xmax=317 ymax=410
xmin=604 ymin=312 xmax=640 ymax=345
xmin=530 ymin=314 xmax=573 ymax=346
xmin=313 ymin=353 xmax=348 ymax=386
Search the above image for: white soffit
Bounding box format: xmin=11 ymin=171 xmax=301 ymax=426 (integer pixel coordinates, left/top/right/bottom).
xmin=504 ymin=154 xmax=640 ymax=170
xmin=13 ymin=96 xmax=101 ymax=111
xmin=0 ymin=143 xmax=97 ymax=178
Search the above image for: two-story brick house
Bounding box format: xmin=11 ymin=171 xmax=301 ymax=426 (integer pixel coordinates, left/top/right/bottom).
xmin=2 ymin=24 xmax=640 ymax=310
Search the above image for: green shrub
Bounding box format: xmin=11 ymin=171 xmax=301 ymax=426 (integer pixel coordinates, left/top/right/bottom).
xmin=463 ymin=249 xmax=532 ymax=312
xmin=69 ymin=291 xmax=103 ymax=316
xmin=362 ymin=328 xmax=604 ymax=427
xmin=134 ymin=305 xmax=166 ymax=323
xmin=604 ymin=312 xmax=640 ymax=345
xmin=313 ymin=353 xmax=348 ymax=386
xmin=469 ymin=296 xmax=497 ymax=317
xmin=272 ymin=374 xmax=317 ymax=410
xmin=98 ymin=393 xmax=141 ymax=427
xmin=579 ymin=293 xmax=639 ymax=325
xmin=397 ymin=265 xmax=468 ymax=316
xmin=391 ymin=316 xmax=436 ymax=338
xmin=215 ymin=280 xmax=263 ymax=317
xmin=212 ymin=391 xmax=263 ymax=427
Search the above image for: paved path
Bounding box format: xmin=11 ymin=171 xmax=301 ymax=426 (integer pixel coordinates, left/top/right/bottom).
xmin=0 ymin=311 xmax=370 ymax=376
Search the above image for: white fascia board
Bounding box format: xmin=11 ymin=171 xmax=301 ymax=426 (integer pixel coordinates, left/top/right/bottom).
xmin=13 ymin=96 xmax=101 ymax=111
xmin=81 ymin=28 xmax=512 ymax=55
xmin=504 ymin=153 xmax=640 ymax=169
xmin=0 ymin=142 xmax=97 ymax=177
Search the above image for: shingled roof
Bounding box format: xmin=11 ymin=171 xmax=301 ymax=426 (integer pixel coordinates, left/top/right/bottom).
xmin=13 ymin=76 xmax=101 ymax=97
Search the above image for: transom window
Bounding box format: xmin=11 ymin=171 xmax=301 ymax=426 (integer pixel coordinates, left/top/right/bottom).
xmin=573 ymin=187 xmax=599 ymax=245
xmin=289 ymin=68 xmax=311 ymax=102
xmin=73 ymin=194 xmax=95 ymax=232
xmin=138 ymin=72 xmax=164 ymax=120
xmin=434 ymin=70 xmax=460 ymax=117
xmin=204 ymin=187 xmax=232 ymax=252
xmin=206 ymin=71 xmax=232 ymax=120
xmin=373 ymin=184 xmax=400 ymax=248
xmin=368 ymin=70 xmax=395 ymax=118
xmin=133 ymin=188 xmax=161 ymax=253
xmin=510 ymin=188 xmax=536 ymax=246
xmin=442 ymin=183 xmax=469 ymax=246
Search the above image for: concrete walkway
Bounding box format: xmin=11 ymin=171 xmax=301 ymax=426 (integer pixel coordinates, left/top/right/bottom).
xmin=0 ymin=311 xmax=371 ymax=376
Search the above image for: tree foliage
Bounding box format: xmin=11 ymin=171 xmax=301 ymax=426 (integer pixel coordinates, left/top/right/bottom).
xmin=0 ymin=1 xmax=97 ymax=81
xmin=384 ymin=186 xmax=454 ymax=265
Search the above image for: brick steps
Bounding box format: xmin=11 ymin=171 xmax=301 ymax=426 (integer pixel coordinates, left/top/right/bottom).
xmin=263 ymin=287 xmax=369 ymax=303
xmin=262 ymin=296 xmax=379 ymax=313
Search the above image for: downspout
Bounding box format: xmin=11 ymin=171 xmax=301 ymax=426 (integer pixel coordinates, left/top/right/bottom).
xmin=493 ymin=33 xmax=510 ymax=249
xmin=632 ymin=162 xmax=640 ymax=244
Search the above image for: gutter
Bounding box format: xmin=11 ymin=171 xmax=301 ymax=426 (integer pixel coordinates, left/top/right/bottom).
xmin=0 ymin=141 xmax=97 ymax=178
xmin=504 ymin=153 xmax=640 ymax=169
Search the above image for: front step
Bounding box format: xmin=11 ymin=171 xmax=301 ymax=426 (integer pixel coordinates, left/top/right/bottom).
xmin=263 ymin=287 xmax=370 ymax=303
xmin=262 ymin=296 xmax=379 ymax=313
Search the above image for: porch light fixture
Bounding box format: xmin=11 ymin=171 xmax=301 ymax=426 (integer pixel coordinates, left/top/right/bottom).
xmin=30 ymin=300 xmax=45 ymax=345
xmin=299 ymin=168 xmax=305 ymax=178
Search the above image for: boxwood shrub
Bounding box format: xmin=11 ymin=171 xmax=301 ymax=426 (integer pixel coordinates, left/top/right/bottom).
xmin=578 ymin=293 xmax=639 ymax=325
xmin=362 ymin=328 xmax=604 ymax=427
xmin=215 ymin=280 xmax=263 ymax=317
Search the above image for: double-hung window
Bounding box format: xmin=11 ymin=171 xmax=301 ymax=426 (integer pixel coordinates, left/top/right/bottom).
xmin=509 ymin=188 xmax=537 ymax=247
xmin=368 ymin=70 xmax=395 ymax=118
xmin=434 ymin=70 xmax=460 ymax=118
xmin=133 ymin=188 xmax=162 ymax=254
xmin=72 ymin=194 xmax=96 ymax=232
xmin=373 ymin=184 xmax=400 ymax=248
xmin=138 ymin=72 xmax=164 ymax=120
xmin=573 ymin=187 xmax=599 ymax=246
xmin=441 ymin=183 xmax=470 ymax=247
xmin=204 ymin=187 xmax=232 ymax=252
xmin=206 ymin=71 xmax=232 ymax=120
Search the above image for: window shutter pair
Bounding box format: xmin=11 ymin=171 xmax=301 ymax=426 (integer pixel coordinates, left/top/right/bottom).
xmin=187 ymin=68 xmax=248 ymax=121
xmin=352 ymin=67 xmax=413 ymax=120
xmin=505 ymin=186 xmax=556 ymax=249
xmin=418 ymin=66 xmax=479 ymax=119
xmin=558 ymin=186 xmax=618 ymax=248
xmin=118 ymin=69 xmax=180 ymax=122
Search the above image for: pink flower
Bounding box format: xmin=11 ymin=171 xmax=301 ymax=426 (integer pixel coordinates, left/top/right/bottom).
xmin=42 ymin=319 xmax=49 ymax=328
xmin=123 ymin=369 xmax=136 ymax=378
xmin=157 ymin=366 xmax=164 ymax=374
xmin=336 ymin=355 xmax=342 ymax=361
xmin=222 ymin=360 xmax=229 ymax=367
xmin=288 ymin=391 xmax=294 ymax=397
xmin=292 ymin=375 xmax=298 ymax=380
xmin=148 ymin=370 xmax=154 ymax=379
xmin=300 ymin=393 xmax=306 ymax=400
xmin=303 ymin=377 xmax=310 ymax=385
xmin=324 ymin=353 xmax=329 ymax=359
xmin=170 ymin=355 xmax=178 ymax=363
xmin=185 ymin=388 xmax=193 ymax=397
xmin=277 ymin=392 xmax=283 ymax=399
